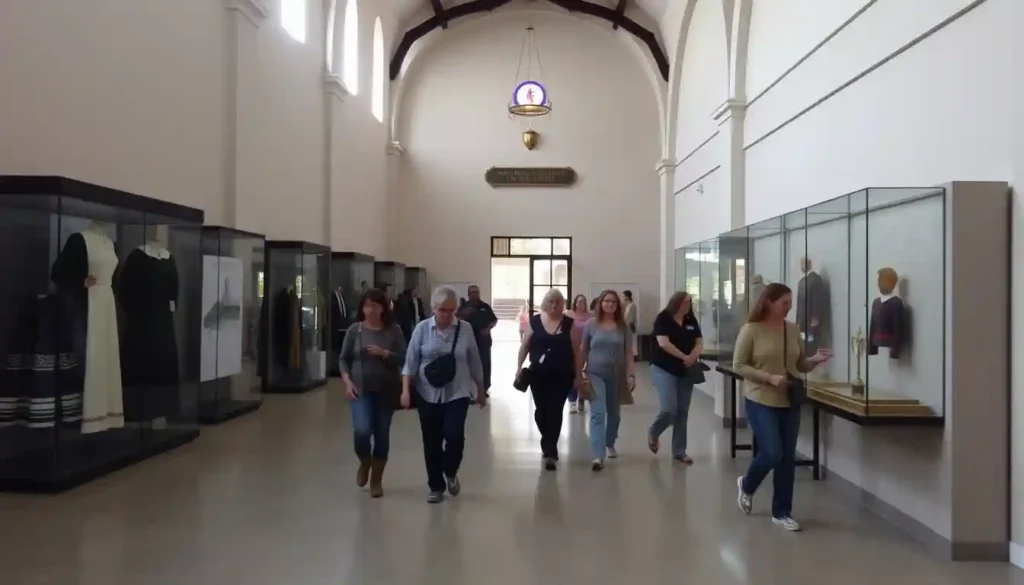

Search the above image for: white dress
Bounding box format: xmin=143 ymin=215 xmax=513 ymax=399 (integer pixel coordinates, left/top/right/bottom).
xmin=79 ymin=229 xmax=125 ymax=434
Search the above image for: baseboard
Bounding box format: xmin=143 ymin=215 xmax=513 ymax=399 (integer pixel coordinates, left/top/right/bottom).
xmin=1010 ymin=542 xmax=1024 ymax=569
xmin=816 ymin=462 xmax=1009 ymax=562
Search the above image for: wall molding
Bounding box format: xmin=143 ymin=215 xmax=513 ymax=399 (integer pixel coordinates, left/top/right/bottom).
xmin=713 ymin=98 xmax=747 ymax=125
xmin=675 ymin=165 xmax=720 ymax=195
xmin=655 ymin=158 xmax=675 ymax=176
xmin=743 ymin=0 xmax=989 ymax=152
xmin=323 ymin=73 xmax=349 ymax=101
xmin=224 ymin=0 xmax=270 ymax=28
xmin=386 ymin=141 xmax=406 ymax=156
xmin=674 ymin=131 xmax=719 ymax=168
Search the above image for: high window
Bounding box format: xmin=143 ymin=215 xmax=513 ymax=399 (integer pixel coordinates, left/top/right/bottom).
xmin=282 ymin=0 xmax=306 ymax=43
xmin=325 ymin=0 xmax=337 ymax=70
xmin=342 ymin=0 xmax=359 ymax=94
xmin=371 ymin=18 xmax=384 ymax=122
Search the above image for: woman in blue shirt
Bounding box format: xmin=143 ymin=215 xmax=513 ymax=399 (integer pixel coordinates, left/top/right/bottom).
xmin=402 ymin=286 xmax=487 ymax=503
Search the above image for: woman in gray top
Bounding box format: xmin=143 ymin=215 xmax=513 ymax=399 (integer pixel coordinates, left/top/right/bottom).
xmin=339 ymin=288 xmax=407 ymax=498
xmin=579 ymin=290 xmax=636 ymax=470
xmin=402 ymin=286 xmax=486 ymax=503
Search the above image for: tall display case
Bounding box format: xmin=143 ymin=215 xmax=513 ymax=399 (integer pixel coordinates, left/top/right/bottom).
xmin=677 ymin=238 xmax=722 ymax=356
xmin=0 ymin=176 xmax=203 ymax=492
xmin=328 ymin=252 xmax=374 ymax=376
xmin=373 ymin=261 xmax=405 ymax=297
xmin=197 ymin=227 xmax=265 ymax=423
xmin=405 ymin=266 xmax=428 ymax=299
xmin=261 ymin=241 xmax=330 ymax=393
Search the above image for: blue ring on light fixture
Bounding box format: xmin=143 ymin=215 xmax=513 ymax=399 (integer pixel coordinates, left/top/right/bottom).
xmin=512 ymin=80 xmax=548 ymax=106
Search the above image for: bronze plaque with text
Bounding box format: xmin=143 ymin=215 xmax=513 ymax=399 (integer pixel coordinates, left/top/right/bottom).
xmin=484 ymin=167 xmax=577 ymax=187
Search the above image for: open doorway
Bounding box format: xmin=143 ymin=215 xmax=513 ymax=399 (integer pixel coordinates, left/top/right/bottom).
xmin=489 ymin=237 xmax=572 ymax=343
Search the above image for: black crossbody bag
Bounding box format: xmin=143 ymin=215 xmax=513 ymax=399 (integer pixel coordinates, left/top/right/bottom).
xmin=423 ymin=319 xmax=461 ymax=388
xmin=783 ymin=324 xmax=807 ymax=406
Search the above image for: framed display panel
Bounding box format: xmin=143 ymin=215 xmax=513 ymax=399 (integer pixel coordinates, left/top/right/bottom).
xmin=0 ymin=176 xmax=203 ymax=492
xmin=748 ymin=188 xmax=946 ymax=424
xmin=329 ymin=252 xmax=374 ymax=376
xmin=198 ymin=227 xmax=265 ymax=423
xmin=373 ymin=261 xmax=406 ymax=297
xmin=261 ymin=241 xmax=330 ymax=393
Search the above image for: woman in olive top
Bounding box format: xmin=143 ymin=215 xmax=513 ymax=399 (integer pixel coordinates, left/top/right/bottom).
xmin=733 ymin=283 xmax=832 ymax=531
xmin=647 ymin=291 xmax=702 ymax=464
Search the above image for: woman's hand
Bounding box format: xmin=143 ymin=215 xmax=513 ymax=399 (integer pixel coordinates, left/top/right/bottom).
xmin=399 ymin=390 xmax=411 ymax=409
xmin=476 ymin=391 xmax=488 ymax=409
xmin=84 ymin=275 xmax=97 ymax=288
xmin=681 ymin=352 xmax=696 ymax=367
xmin=767 ymin=374 xmax=787 ymax=388
xmin=627 ymin=374 xmax=636 ymax=392
xmin=344 ymin=379 xmax=359 ymax=400
xmin=811 ymin=349 xmax=834 ymax=364
xmin=366 ymin=344 xmax=389 ymax=358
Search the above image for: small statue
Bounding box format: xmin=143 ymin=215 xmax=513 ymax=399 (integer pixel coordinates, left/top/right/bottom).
xmin=851 ymin=326 xmax=866 ymax=396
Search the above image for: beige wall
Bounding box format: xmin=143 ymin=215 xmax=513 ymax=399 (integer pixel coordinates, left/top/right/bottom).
xmin=393 ymin=11 xmax=662 ymax=328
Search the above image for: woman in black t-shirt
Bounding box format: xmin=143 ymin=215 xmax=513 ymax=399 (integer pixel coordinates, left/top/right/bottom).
xmin=647 ymin=291 xmax=703 ymax=464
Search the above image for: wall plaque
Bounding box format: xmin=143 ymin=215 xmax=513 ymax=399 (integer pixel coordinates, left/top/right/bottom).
xmin=485 ymin=167 xmax=577 ymax=187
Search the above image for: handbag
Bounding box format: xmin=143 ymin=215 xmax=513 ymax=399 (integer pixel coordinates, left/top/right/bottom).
xmin=355 ymin=324 xmax=408 ymax=410
xmin=423 ymin=318 xmax=461 ymax=388
xmin=685 ymin=359 xmax=709 ymax=385
xmin=783 ymin=324 xmax=807 ymax=406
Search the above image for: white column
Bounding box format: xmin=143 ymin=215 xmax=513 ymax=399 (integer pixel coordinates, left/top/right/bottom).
xmin=385 ymin=141 xmax=405 ymax=260
xmin=713 ymin=99 xmax=747 ymax=228
xmin=656 ymin=158 xmax=676 ymax=306
xmin=222 ymin=0 xmax=268 ymax=228
xmin=323 ymin=73 xmax=348 ymax=248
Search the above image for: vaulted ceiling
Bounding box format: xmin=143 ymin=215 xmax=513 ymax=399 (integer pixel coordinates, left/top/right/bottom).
xmin=388 ymin=0 xmax=672 ymax=81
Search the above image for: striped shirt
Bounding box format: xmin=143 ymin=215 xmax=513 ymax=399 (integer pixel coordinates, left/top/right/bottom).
xmin=402 ymin=317 xmax=483 ymax=403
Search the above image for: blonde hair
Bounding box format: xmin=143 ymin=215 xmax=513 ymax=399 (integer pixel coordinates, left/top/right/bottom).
xmin=540 ymin=288 xmax=566 ymax=313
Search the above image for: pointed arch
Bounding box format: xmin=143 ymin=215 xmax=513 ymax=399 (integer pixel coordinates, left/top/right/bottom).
xmin=371 ymin=17 xmax=384 ymax=122
xmin=343 ymin=0 xmax=360 ymax=94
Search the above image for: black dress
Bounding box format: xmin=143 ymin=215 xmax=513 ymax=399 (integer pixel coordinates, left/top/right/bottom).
xmin=117 ymin=248 xmax=180 ymax=421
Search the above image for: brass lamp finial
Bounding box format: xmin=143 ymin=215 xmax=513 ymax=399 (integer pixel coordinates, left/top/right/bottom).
xmin=522 ymin=129 xmax=539 ymax=150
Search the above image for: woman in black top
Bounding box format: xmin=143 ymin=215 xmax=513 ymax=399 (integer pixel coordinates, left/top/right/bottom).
xmin=516 ymin=288 xmax=581 ymax=470
xmin=647 ymin=291 xmax=703 ymax=463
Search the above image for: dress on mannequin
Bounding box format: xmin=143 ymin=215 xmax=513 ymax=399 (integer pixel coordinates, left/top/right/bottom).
xmin=50 ymin=225 xmax=124 ymax=434
xmin=117 ymin=242 xmax=181 ymax=421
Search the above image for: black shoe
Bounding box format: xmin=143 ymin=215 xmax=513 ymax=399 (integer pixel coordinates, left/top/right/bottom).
xmin=543 ymin=457 xmax=557 ymax=471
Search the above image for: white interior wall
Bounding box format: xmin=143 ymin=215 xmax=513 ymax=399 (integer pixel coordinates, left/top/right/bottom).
xmin=1011 ymin=0 xmax=1024 ymax=567
xmin=394 ymin=12 xmax=661 ymax=327
xmin=665 ymin=0 xmax=1017 ymax=555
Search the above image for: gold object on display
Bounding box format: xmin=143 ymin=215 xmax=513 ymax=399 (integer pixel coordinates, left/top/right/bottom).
xmin=484 ymin=167 xmax=577 ymax=187
xmin=522 ymin=129 xmax=539 ymax=150
xmin=850 ymin=326 xmax=866 ymax=396
xmin=807 ymin=381 xmax=935 ymax=417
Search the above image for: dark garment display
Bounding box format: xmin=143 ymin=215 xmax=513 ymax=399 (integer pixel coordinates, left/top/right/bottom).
xmin=868 ymin=296 xmax=907 ymax=359
xmin=796 ymin=271 xmax=828 ymax=353
xmin=272 ymin=287 xmax=301 ymax=370
xmin=650 ymin=311 xmax=702 ymax=379
xmin=117 ymin=248 xmax=180 ymax=421
xmin=330 ymin=291 xmax=349 ymax=376
xmin=0 ymin=295 xmax=83 ymax=428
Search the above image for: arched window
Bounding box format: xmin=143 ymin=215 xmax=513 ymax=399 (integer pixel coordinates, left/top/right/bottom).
xmin=282 ymin=0 xmax=306 ymax=43
xmin=371 ymin=18 xmax=384 ymax=122
xmin=325 ymin=0 xmax=337 ymax=71
xmin=342 ymin=0 xmax=359 ymax=95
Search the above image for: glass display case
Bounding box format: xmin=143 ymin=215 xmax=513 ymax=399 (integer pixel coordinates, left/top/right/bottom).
xmin=260 ymin=241 xmax=330 ymax=393
xmin=739 ymin=188 xmax=948 ymax=423
xmin=0 ymin=176 xmax=203 ymax=492
xmin=197 ymin=227 xmax=265 ymax=423
xmin=329 ymin=252 xmax=374 ymax=376
xmin=405 ymin=266 xmax=428 ymax=300
xmin=373 ymin=260 xmax=405 ymax=299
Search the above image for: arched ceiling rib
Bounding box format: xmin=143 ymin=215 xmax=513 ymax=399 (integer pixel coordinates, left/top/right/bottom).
xmin=389 ymin=0 xmax=671 ymax=81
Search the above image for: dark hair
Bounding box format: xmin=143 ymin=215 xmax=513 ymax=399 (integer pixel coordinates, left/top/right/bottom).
xmin=748 ymin=282 xmax=792 ymax=323
xmin=571 ymin=294 xmax=588 ymax=311
xmin=356 ymin=288 xmax=394 ymax=326
xmin=595 ymin=289 xmax=626 ymax=329
xmin=623 ymin=290 xmax=633 ymax=300
xmin=589 ymin=298 xmax=598 ymax=311
xmin=662 ymin=291 xmax=695 ymax=318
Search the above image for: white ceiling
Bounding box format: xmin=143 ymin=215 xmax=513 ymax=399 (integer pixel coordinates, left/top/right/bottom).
xmin=393 ymin=0 xmax=671 ymax=32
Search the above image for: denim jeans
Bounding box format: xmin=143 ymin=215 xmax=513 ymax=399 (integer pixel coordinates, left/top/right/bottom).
xmin=417 ymin=398 xmax=470 ymax=492
xmin=351 ymin=390 xmax=395 ymax=461
xmin=587 ymin=372 xmax=621 ymax=460
xmin=647 ymin=365 xmax=695 ymax=457
xmin=741 ymin=398 xmax=801 ymax=519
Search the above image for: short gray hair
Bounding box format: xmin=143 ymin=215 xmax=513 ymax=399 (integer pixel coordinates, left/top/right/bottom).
xmin=430 ymin=286 xmax=458 ymax=310
xmin=540 ymin=288 xmax=565 ymax=312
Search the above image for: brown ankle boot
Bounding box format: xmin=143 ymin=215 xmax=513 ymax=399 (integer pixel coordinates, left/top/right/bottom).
xmin=356 ymin=456 xmax=370 ymax=488
xmin=369 ymin=458 xmax=386 ymax=498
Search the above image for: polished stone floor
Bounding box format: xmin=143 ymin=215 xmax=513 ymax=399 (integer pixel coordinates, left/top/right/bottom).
xmin=2 ymin=339 xmax=1021 ymax=585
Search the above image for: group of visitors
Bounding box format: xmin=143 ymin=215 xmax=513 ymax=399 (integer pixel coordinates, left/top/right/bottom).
xmin=338 ymin=279 xmax=833 ymax=531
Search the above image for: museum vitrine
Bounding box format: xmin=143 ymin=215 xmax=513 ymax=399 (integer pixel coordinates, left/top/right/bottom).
xmin=0 ymin=176 xmax=203 ymax=492
xmin=197 ymin=227 xmax=265 ymax=423
xmin=261 ymin=241 xmax=330 ymax=393
xmin=373 ymin=260 xmax=406 ymax=298
xmin=329 ymin=252 xmax=374 ymax=376
xmin=405 ymin=266 xmax=428 ymax=300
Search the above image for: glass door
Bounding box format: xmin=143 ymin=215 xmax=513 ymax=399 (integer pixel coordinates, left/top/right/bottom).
xmin=529 ymin=256 xmax=571 ymax=314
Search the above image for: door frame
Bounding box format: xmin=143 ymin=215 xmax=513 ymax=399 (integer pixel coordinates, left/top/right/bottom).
xmin=489 ymin=237 xmax=573 ymax=315
xmin=527 ymin=255 xmax=572 ymax=314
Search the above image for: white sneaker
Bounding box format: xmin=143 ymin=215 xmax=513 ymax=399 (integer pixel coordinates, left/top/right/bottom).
xmin=772 ymin=516 xmax=801 ymax=532
xmin=737 ymin=476 xmax=753 ymax=515
xmin=591 ymin=459 xmax=604 ymax=471
xmin=569 ymin=402 xmax=578 ymax=414
xmin=606 ymin=447 xmax=618 ymax=459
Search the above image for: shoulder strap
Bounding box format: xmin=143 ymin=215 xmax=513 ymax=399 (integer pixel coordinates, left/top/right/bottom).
xmin=449 ymin=319 xmax=461 ymax=355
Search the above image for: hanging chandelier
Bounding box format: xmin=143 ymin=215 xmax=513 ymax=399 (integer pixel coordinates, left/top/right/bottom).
xmin=508 ymin=26 xmax=551 ymax=118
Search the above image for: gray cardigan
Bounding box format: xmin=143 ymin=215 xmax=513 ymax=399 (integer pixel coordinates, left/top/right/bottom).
xmin=338 ymin=322 xmax=406 ymax=392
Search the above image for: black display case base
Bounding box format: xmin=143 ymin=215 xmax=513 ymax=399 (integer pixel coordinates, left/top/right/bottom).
xmin=265 ymin=378 xmax=327 ymax=394
xmin=198 ymin=399 xmax=262 ymax=424
xmin=0 ymin=427 xmax=199 ymax=494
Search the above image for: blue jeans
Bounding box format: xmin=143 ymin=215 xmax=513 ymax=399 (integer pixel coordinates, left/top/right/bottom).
xmin=587 ymin=372 xmax=621 ymax=459
xmin=647 ymin=365 xmax=694 ymax=457
xmin=741 ymin=399 xmax=801 ymax=519
xmin=351 ymin=390 xmax=395 ymax=461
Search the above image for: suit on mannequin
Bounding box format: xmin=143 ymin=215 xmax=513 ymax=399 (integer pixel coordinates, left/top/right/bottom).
xmin=796 ymin=258 xmax=829 ymax=355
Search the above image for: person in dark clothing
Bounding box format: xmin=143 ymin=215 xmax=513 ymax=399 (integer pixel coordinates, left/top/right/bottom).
xmin=458 ymin=284 xmax=498 ymax=393
xmin=517 ymin=288 xmax=582 ymax=470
